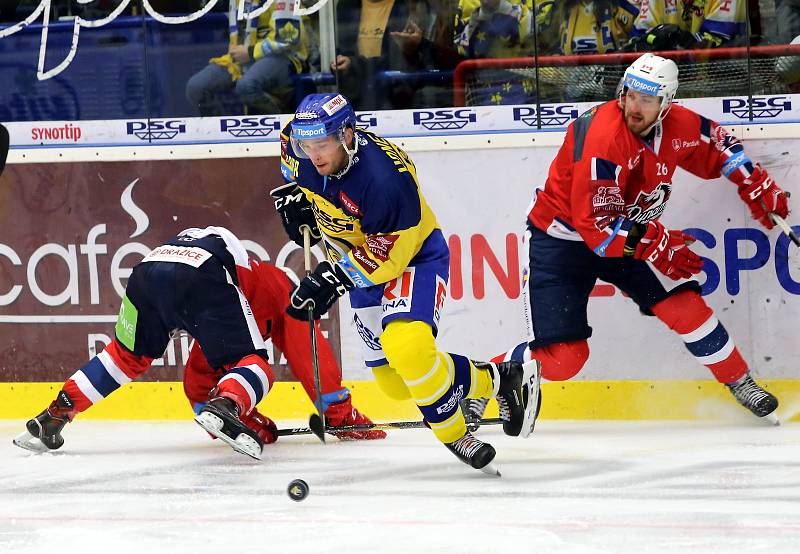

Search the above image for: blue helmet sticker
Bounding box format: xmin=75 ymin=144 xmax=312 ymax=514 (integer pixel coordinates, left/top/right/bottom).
xmin=292 ymin=123 xmax=328 ymax=139
xmin=625 ymin=74 xmax=661 ymax=97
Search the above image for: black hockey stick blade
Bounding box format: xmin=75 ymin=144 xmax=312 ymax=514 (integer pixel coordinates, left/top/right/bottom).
xmin=308 ymin=413 xmax=326 ymax=442
xmin=278 ymin=417 xmax=503 ymax=437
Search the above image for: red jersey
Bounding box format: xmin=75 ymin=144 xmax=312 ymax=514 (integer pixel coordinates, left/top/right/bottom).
xmin=528 ymin=100 xmax=756 ymax=257
xmin=183 ymin=260 xmax=342 ymax=406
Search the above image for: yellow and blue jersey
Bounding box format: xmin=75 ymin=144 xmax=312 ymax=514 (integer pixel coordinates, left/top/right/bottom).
xmin=536 ymin=0 xmax=639 ymax=55
xmin=455 ymin=0 xmax=532 ymax=59
xmin=632 ymin=0 xmax=746 ymax=42
xmin=225 ymin=0 xmax=308 ymax=73
xmin=280 ymin=122 xmax=449 ymax=288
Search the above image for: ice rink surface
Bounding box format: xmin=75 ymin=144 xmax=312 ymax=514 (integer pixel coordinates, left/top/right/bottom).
xmin=2 ymin=419 xmax=800 ymax=554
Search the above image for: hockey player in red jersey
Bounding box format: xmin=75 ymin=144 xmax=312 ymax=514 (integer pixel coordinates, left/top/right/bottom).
xmin=466 ymin=53 xmax=789 ymax=427
xmin=14 ymin=226 xmax=383 ymax=458
xmin=182 ymin=259 xmax=385 ymax=443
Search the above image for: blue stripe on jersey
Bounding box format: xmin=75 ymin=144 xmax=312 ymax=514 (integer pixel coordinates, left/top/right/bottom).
xmin=593 ymin=158 xmax=619 ymax=181
xmin=365 ymin=357 xmax=389 ymax=367
xmin=554 ymin=216 xmax=576 ymax=231
xmin=700 ymin=116 xmax=712 ymax=140
xmin=593 ymin=217 xmax=625 ymax=257
xmin=281 ymin=160 xmax=296 ymax=181
xmin=338 ymin=257 xmax=374 ymax=289
xmin=227 ymin=366 xmax=265 ymax=402
xmin=618 ymin=0 xmax=639 ymax=16
xmin=722 ymin=151 xmax=751 ymax=177
xmin=82 ymin=356 xmax=122 ymax=398
xmin=700 ymin=20 xmax=746 ymax=41
xmin=511 ymin=342 xmax=528 ymax=362
xmin=685 ymin=322 xmax=729 ymax=358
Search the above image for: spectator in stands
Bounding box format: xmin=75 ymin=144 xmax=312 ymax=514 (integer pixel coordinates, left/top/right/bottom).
xmin=624 ymin=0 xmax=747 ymax=51
xmin=535 ymin=0 xmax=639 ymax=55
xmin=331 ymin=0 xmax=430 ymax=110
xmin=186 ymin=0 xmax=308 ymax=116
xmin=453 ymin=0 xmax=532 ymax=104
xmin=776 ymin=0 xmax=800 ymax=44
xmin=455 ymin=0 xmax=532 ymax=58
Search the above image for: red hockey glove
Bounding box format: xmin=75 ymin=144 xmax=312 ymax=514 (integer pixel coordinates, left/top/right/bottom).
xmin=634 ymin=221 xmax=704 ymax=280
xmin=738 ymin=164 xmax=789 ymax=229
xmin=240 ymin=408 xmax=278 ymax=445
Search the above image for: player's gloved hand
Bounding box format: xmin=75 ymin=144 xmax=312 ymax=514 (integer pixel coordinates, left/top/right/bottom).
xmin=634 ymin=221 xmax=704 ymax=280
xmin=270 ymin=183 xmax=321 ymax=247
xmin=287 ymin=261 xmax=354 ymax=320
xmin=738 ymin=164 xmax=790 ymax=230
xmin=240 ymin=408 xmax=278 ymax=445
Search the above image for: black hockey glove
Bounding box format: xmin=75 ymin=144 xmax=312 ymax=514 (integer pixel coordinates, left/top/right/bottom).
xmin=270 ymin=183 xmax=321 ymax=247
xmin=622 ymin=24 xmax=696 ymax=52
xmin=287 ymin=261 xmax=355 ymax=320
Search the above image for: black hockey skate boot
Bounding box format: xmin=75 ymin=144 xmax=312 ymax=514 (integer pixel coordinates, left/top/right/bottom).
xmin=476 ymin=360 xmax=541 ymax=437
xmin=14 ymin=390 xmax=76 ymax=452
xmin=460 ymin=397 xmax=489 ymax=432
xmin=444 ymin=430 xmax=499 ymax=476
xmin=726 ymin=373 xmax=779 ymax=424
xmin=195 ymin=396 xmax=264 ymax=460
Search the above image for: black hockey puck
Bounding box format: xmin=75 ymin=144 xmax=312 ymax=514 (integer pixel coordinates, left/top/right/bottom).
xmin=287 ymin=479 xmax=309 ymax=501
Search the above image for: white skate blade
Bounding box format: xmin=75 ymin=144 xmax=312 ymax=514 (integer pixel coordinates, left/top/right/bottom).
xmin=12 ymin=430 xmax=49 ymax=453
xmin=764 ymin=412 xmax=780 ymax=426
xmin=520 ymin=360 xmax=542 ymax=438
xmin=480 ymin=462 xmax=501 ymax=477
xmin=194 ymin=412 xmax=262 ymax=460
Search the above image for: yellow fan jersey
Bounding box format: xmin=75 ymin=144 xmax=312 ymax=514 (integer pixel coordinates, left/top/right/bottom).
xmin=536 ymin=0 xmax=640 ymax=55
xmin=632 ymin=0 xmax=747 ymax=42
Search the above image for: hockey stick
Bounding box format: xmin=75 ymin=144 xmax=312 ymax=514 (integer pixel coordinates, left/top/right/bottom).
xmin=277 ymin=417 xmax=504 ymax=437
xmin=768 ymin=212 xmax=800 ymax=247
xmin=301 ymin=225 xmax=326 ymax=443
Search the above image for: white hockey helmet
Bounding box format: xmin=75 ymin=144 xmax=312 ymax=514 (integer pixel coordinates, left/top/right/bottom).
xmin=619 ymin=53 xmax=679 ymax=123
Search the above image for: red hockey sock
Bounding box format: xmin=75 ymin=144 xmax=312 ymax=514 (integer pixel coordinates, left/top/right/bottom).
xmin=651 ymin=291 xmax=747 ymax=383
xmin=534 ymin=340 xmax=590 ymax=381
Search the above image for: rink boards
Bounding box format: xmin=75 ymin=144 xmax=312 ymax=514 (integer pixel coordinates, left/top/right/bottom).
xmin=2 ymin=101 xmax=800 ymax=421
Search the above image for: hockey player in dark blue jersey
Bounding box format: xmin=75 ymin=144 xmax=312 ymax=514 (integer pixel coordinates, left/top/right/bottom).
xmin=271 ymin=93 xmax=541 ymax=474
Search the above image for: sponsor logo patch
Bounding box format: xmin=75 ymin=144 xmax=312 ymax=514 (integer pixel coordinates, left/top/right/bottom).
xmin=322 ymin=94 xmax=347 ymax=116
xmin=339 ymin=191 xmax=362 ymax=216
xmin=436 ymin=385 xmax=464 ymax=415
xmin=627 ymin=182 xmax=672 ymax=223
xmin=352 ymin=246 xmax=379 ymax=274
xmin=365 ymin=234 xmax=399 ymax=262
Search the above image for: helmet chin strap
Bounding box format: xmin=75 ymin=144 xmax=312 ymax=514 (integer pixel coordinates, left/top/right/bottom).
xmin=332 ymin=127 xmax=359 ymax=179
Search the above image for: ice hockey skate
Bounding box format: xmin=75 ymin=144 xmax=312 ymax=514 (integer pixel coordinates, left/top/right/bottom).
xmin=460 ymin=397 xmax=489 ymax=432
xmin=726 ymin=372 xmax=779 ymax=425
xmin=13 ymin=391 xmax=75 ymax=453
xmin=478 ymin=359 xmax=541 ymax=437
xmin=444 ymin=430 xmax=500 ymax=476
xmin=195 ymin=396 xmax=264 ymax=459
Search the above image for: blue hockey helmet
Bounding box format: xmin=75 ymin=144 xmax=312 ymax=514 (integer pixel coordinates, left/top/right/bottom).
xmin=291 ymin=93 xmax=356 ymax=144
